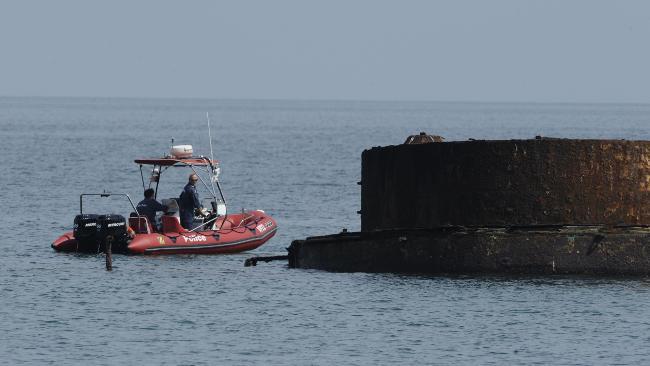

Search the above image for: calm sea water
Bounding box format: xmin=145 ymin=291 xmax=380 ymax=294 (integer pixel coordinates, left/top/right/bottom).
xmin=2 ymin=97 xmax=650 ymax=365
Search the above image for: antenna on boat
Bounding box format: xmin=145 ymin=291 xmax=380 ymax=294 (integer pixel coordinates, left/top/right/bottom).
xmin=206 ymin=111 xmax=223 ymax=205
xmin=207 ymin=112 xmax=215 ymax=163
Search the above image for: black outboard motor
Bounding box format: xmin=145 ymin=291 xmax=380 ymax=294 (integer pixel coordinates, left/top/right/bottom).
xmin=73 ymin=214 xmax=99 ymax=250
xmin=96 ymin=214 xmax=129 ymax=253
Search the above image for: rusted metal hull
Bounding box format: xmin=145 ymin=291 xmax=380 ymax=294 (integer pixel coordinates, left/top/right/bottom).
xmin=286 ymin=138 xmax=650 ymax=275
xmin=289 ymin=226 xmax=650 ymax=275
xmin=361 ymin=139 xmax=650 ymax=231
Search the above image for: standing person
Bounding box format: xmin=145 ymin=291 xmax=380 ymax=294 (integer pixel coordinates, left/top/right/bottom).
xmin=136 ymin=188 xmax=167 ymax=228
xmin=179 ymin=173 xmax=203 ymax=229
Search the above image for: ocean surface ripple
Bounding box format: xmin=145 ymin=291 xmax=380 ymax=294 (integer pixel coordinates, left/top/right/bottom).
xmin=2 ymin=98 xmax=650 ymax=365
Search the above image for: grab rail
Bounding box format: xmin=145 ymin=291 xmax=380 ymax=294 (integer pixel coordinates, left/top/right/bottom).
xmin=80 ymin=192 xmax=139 ymax=216
xmin=189 ymin=213 xmax=256 ymax=233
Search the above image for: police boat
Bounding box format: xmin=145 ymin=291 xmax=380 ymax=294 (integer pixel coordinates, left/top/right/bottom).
xmin=52 ymin=144 xmax=277 ymax=255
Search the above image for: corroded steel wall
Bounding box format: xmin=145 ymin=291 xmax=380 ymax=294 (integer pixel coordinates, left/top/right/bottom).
xmin=361 ymin=139 xmax=650 ymax=230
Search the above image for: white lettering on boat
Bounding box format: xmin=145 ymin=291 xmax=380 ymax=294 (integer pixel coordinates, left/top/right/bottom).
xmin=183 ymin=235 xmax=207 ymax=243
xmin=256 ymin=221 xmax=273 ymax=233
xmin=107 ymin=222 xmax=125 ymax=228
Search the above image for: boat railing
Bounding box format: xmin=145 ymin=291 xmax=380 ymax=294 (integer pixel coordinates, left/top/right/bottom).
xmin=189 ymin=212 xmax=256 ymax=233
xmin=79 ymin=192 xmax=139 ymax=216
xmin=189 ymin=214 xmax=220 ymax=233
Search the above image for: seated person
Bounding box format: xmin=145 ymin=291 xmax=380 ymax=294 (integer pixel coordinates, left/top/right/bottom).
xmin=136 ymin=188 xmax=167 ymax=229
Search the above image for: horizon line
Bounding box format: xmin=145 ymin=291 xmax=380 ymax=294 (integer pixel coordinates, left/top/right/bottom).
xmin=1 ymin=94 xmax=649 ymax=106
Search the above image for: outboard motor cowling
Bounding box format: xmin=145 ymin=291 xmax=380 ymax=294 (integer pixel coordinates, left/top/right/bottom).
xmin=97 ymin=214 xmax=128 ymax=253
xmin=73 ymin=214 xmax=99 ymax=246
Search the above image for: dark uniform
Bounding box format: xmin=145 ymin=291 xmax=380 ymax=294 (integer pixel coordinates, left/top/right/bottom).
xmin=179 ymin=182 xmax=201 ymax=229
xmin=136 ymin=197 xmax=166 ymax=227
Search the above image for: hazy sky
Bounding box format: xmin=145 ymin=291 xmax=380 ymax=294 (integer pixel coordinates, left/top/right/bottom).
xmin=1 ymin=0 xmax=649 ymax=103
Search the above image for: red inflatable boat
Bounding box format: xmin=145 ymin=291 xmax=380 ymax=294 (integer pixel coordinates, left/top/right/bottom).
xmin=52 ymin=144 xmax=277 ymax=255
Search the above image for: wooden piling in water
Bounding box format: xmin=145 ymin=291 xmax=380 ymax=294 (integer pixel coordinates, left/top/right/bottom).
xmin=105 ymin=236 xmax=113 ymax=271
